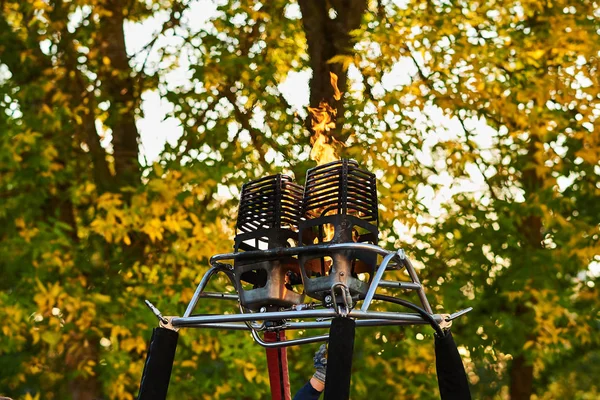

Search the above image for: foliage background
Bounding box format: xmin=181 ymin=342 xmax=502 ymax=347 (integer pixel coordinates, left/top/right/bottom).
xmin=0 ymin=0 xmax=599 ymax=399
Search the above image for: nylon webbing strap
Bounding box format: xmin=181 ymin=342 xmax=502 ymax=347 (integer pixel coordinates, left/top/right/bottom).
xmin=138 ymin=327 xmax=179 ymax=400
xmin=265 ymin=331 xmax=291 ymax=400
xmin=435 ymin=331 xmax=471 ymax=400
xmin=324 ymin=317 xmax=356 ymax=400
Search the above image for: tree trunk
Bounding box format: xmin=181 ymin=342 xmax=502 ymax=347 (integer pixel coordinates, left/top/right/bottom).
xmin=55 ymin=8 xmax=114 ymax=194
xmin=69 ymin=376 xmax=103 ymax=400
xmin=298 ymin=0 xmax=367 ymax=143
xmin=96 ymin=1 xmax=147 ymax=267
xmin=99 ymin=1 xmax=141 ymax=190
xmin=1 ymin=12 xmax=103 ymax=399
xmin=509 ymin=137 xmax=543 ymax=400
xmin=510 ymin=354 xmax=534 ymax=400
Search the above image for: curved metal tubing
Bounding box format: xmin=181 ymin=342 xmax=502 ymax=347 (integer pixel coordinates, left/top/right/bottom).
xmin=402 ymin=257 xmax=434 ymax=314
xmin=283 ymin=319 xmax=433 ymax=330
xmin=378 ymin=280 xmax=421 ymax=290
xmin=209 ymin=242 xmax=392 ymax=265
xmin=171 ymin=309 xmax=442 ymax=327
xmin=247 ymin=317 xmax=439 ymax=349
xmin=199 ymin=292 xmax=239 ymax=300
xmin=361 ymin=252 xmax=398 ymax=312
xmin=183 ymin=322 xmax=252 ymax=330
xmin=183 ymin=266 xmax=236 ymax=317
xmin=184 ymin=266 xmax=219 ymax=317
xmin=205 ymin=244 xmax=435 ymax=316
xmin=182 ymin=318 xmax=437 ymax=331
xmin=250 ymin=330 xmax=329 ymax=348
xmin=175 ymin=243 xmax=444 ymax=348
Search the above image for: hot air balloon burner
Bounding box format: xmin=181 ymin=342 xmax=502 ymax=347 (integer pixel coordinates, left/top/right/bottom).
xmin=298 ymin=159 xmax=379 ymax=302
xmin=232 ymin=174 xmax=305 ymax=311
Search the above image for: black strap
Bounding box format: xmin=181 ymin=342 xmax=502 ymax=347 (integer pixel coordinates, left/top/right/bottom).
xmin=138 ymin=327 xmax=179 ymax=400
xmin=435 ymin=331 xmax=471 ymax=400
xmin=323 ymin=317 xmax=355 ymax=400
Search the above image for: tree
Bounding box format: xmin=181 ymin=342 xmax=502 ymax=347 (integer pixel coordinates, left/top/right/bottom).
xmin=370 ymin=2 xmax=600 ymax=399
xmin=1 ymin=0 xmax=599 ymax=399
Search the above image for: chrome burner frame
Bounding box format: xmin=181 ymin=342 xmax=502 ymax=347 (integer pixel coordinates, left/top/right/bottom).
xmin=158 ymin=242 xmax=471 ymax=348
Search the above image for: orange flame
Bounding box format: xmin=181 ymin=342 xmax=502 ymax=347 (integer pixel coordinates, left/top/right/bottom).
xmin=307 ymin=72 xmax=343 ymax=242
xmin=330 ymin=72 xmax=342 ymax=101
xmin=308 ymin=72 xmax=342 ymax=167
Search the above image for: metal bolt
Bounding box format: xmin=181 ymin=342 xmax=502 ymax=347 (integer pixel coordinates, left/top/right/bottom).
xmin=339 ymin=271 xmax=345 ymax=276
xmin=324 ymin=295 xmax=332 ymax=304
xmin=397 ymin=249 xmax=406 ymax=260
xmin=260 ymin=307 xmax=267 ymax=313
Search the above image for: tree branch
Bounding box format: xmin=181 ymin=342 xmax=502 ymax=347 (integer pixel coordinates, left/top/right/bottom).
xmin=98 ymin=1 xmax=141 ymax=190
xmin=222 ymin=88 xmax=268 ymax=169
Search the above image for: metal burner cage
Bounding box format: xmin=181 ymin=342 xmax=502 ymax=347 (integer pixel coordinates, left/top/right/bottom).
xmin=141 ymin=245 xmax=474 ymax=400
xmin=140 ymin=167 xmax=473 ymax=400
xmin=232 ymin=174 xmax=305 ymax=311
xmin=169 ymin=242 xmax=471 ymax=349
xmin=161 ymin=163 xmax=472 ymax=349
xmin=299 ymin=159 xmax=379 ymax=301
xmin=146 ymin=165 xmax=471 ymax=348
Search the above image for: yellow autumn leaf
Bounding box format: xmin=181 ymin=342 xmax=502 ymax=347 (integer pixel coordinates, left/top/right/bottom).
xmin=24 ymin=393 xmax=40 ymax=400
xmin=243 ymin=363 xmax=257 ymax=381
xmin=92 ymin=293 xmax=111 ymax=303
xmin=327 ymin=54 xmax=354 ymax=71
xmin=41 ymin=104 xmax=53 ymax=115
xmin=180 ymin=360 xmax=197 ymax=368
xmin=523 ymin=340 xmax=536 ymax=350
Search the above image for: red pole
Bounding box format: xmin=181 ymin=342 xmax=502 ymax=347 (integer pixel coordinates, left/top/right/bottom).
xmin=264 ymin=331 xmax=291 ymax=400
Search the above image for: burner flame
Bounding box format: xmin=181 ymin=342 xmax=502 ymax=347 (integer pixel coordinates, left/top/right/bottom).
xmin=330 ymin=72 xmax=342 ymax=102
xmin=308 ymin=72 xmax=342 ymax=167
xmin=307 ymin=72 xmax=345 ymax=242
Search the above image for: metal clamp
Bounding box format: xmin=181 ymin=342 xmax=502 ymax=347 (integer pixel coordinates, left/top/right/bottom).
xmin=145 ymin=300 xmax=168 ymax=325
xmin=240 ymin=304 xmax=267 ymax=332
xmin=145 ymin=300 xmax=179 ymax=332
xmin=439 ymin=314 xmax=452 ymax=331
xmin=160 ymin=316 xmax=180 ymax=332
xmin=331 ymin=283 xmax=352 ymax=317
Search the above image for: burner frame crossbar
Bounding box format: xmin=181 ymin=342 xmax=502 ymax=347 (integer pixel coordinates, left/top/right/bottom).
xmin=165 ymin=243 xmax=462 ymax=348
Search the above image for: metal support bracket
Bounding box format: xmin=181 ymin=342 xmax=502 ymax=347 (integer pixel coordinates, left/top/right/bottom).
xmin=161 ymin=243 xmax=472 ymax=348
xmin=145 ymin=300 xmax=180 ymax=332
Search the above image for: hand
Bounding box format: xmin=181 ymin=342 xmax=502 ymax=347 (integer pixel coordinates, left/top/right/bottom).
xmin=312 ymin=344 xmax=328 ymax=385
